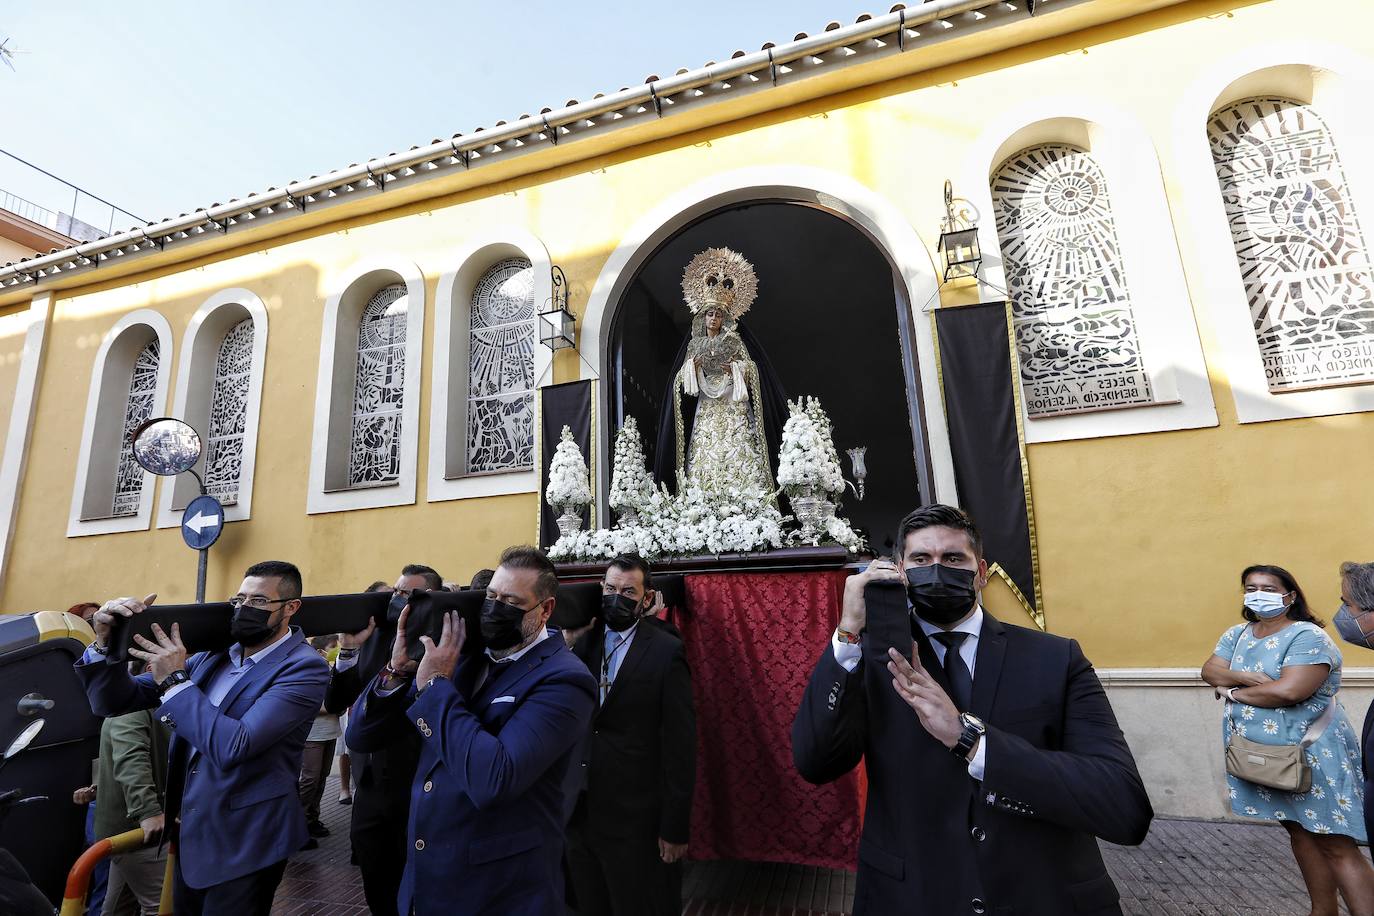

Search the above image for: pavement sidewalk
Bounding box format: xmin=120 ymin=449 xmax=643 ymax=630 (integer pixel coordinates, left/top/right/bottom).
xmin=271 ymin=777 xmax=1346 ymax=915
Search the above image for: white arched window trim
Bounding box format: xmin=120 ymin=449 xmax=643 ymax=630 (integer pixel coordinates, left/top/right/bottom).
xmin=429 ymin=230 xmax=552 ymax=503
xmin=1173 ymin=43 xmax=1374 ymax=424
xmin=67 ymin=308 xmax=174 ymax=537
xmin=307 ymin=258 xmax=426 ymax=514
xmin=155 ymin=288 xmax=269 ymax=529
xmin=576 ymin=165 xmax=958 ymax=517
xmin=963 ymin=98 xmax=1216 ymax=444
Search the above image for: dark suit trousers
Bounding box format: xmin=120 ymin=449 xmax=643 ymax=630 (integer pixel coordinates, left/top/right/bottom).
xmin=352 ymin=797 xmax=406 ymax=916
xmin=171 ymin=855 xmax=287 ymax=916
xmin=566 ymin=807 xmax=680 ymax=916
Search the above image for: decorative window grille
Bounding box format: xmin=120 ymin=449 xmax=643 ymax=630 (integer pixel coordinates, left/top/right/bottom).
xmin=348 ymin=285 xmax=408 ymax=486
xmin=203 ymin=318 xmax=254 ymax=504
xmin=1208 ymin=97 xmax=1374 ymax=393
xmin=112 ymin=339 xmax=160 ymax=517
xmin=991 ymin=144 xmax=1154 ymax=417
xmin=467 ymin=258 xmax=536 ymax=473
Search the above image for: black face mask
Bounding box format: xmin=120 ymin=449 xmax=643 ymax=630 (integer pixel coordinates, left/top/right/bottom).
xmin=230 ymin=606 xmax=280 ymax=647
xmin=905 ymin=565 xmax=978 ymax=627
xmin=386 ymin=591 xmax=409 ymax=624
xmin=601 ymin=594 xmax=643 ymax=632
xmin=481 ymin=598 xmax=530 ymax=651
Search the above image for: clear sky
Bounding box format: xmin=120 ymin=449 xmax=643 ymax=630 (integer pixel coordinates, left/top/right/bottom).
xmin=0 ymin=1 xmax=877 ymax=233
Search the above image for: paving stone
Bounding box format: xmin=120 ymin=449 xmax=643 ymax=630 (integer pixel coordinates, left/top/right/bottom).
xmin=272 ymin=778 xmax=1354 ymax=915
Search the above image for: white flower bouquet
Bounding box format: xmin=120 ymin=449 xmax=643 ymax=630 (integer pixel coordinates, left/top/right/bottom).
xmin=546 ymin=394 xmax=865 ymax=561
xmin=608 ymin=418 xmax=658 ymax=525
xmin=776 ymin=397 xmax=845 ymax=496
xmin=547 ymin=480 xmax=787 ymax=562
xmin=545 ymin=426 xmax=592 ymax=510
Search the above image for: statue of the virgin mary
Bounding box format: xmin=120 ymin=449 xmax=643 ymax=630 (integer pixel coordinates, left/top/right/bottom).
xmin=667 ymin=247 xmax=778 ymax=506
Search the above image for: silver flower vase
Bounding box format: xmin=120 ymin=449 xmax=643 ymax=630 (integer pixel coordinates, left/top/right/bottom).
xmin=557 ymin=504 xmax=585 ymax=538
xmin=618 ymin=507 xmax=640 ymax=528
xmin=791 ymin=488 xmax=824 ymax=542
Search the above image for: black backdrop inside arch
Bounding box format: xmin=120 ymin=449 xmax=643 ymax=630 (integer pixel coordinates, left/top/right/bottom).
xmin=607 ymin=202 xmax=924 ymax=553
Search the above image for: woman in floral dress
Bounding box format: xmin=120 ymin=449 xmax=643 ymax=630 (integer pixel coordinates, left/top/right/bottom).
xmin=1202 ymin=564 xmax=1374 ymax=916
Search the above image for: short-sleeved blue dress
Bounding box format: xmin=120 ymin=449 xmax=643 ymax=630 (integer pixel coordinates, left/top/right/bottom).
xmin=1215 ymin=621 xmax=1366 ymax=840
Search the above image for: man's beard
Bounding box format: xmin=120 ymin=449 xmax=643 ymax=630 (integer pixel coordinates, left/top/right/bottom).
xmin=488 ymin=611 xmax=543 ymax=660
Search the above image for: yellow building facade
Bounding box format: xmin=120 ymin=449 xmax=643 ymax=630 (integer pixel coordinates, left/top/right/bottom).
xmin=0 ymin=0 xmax=1370 ymax=816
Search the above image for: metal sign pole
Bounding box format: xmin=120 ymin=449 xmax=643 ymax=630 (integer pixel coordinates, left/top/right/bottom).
xmin=180 ymin=470 xmax=222 ymax=604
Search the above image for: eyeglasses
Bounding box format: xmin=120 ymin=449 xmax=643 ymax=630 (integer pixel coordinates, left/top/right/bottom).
xmin=229 ymin=596 xmax=294 ymax=610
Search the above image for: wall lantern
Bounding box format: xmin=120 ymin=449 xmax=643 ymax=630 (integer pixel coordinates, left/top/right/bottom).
xmin=937 ymin=179 xmax=982 ymax=282
xmin=539 ymin=264 xmax=576 ymax=351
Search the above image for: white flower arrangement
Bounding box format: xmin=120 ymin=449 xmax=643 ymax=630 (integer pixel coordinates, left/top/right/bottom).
xmin=548 ymin=481 xmax=787 ymax=562
xmin=545 ymin=426 xmax=592 ymax=510
xmin=776 ymin=396 xmax=845 ymax=496
xmin=608 ymin=418 xmax=657 ymax=520
xmin=547 ymin=395 xmax=866 ymax=561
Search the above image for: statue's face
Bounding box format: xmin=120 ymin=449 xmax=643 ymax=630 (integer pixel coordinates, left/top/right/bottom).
xmin=702 ymin=270 xmax=736 ymax=312
xmin=704 ymin=308 xmax=723 ymax=334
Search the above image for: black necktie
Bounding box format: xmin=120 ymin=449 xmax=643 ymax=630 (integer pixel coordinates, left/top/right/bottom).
xmin=932 ymin=631 xmax=973 ymax=712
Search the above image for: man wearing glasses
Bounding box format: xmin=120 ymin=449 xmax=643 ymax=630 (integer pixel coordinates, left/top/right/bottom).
xmin=74 ymin=560 xmax=329 ymax=916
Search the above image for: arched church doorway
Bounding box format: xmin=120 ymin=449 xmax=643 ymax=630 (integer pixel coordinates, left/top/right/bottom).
xmin=606 ymin=201 xmax=932 ymax=554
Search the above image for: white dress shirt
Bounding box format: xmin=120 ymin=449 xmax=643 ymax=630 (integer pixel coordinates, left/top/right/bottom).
xmin=831 ymin=605 xmax=987 ymax=779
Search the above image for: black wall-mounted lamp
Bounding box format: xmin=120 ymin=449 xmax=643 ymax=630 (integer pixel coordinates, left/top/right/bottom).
xmin=539 ymin=264 xmax=576 ymax=351
xmin=937 ymin=179 xmax=981 ymax=282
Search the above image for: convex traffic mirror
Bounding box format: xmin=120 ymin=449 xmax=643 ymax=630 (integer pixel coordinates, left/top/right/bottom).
xmin=3 ymin=719 xmax=44 ymax=760
xmin=132 ymin=417 xmax=203 ymax=476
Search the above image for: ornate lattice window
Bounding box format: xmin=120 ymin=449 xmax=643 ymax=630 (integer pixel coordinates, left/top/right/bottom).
xmin=1209 ymin=97 xmax=1374 ymax=392
xmin=467 ymin=258 xmax=536 ymax=473
xmin=112 ymin=339 xmax=160 ymax=516
xmin=991 ymin=144 xmax=1154 ymax=417
xmin=349 ymin=285 xmax=408 ymax=486
xmin=203 ymin=318 xmax=253 ymax=504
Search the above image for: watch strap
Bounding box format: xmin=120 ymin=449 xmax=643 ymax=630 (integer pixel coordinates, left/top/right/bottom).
xmin=156 ymin=669 xmax=190 ymax=696
xmin=952 ymin=713 xmax=985 ymax=759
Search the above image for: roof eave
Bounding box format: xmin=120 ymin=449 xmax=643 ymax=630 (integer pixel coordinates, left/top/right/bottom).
xmin=0 ymin=0 xmax=1190 ymax=306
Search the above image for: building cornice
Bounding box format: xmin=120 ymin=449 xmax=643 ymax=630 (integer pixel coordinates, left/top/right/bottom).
xmin=0 ymin=0 xmax=1191 ymax=304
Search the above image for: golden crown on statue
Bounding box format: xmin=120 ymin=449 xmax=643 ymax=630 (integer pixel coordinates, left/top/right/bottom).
xmin=680 ymin=246 xmax=759 ymax=320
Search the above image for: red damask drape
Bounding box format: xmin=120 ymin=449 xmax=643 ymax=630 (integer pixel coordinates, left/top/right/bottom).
xmin=669 ymin=570 xmax=862 ymax=869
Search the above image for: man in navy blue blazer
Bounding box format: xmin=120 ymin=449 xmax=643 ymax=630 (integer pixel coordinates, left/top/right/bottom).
xmin=75 ymin=560 xmax=330 ymax=916
xmin=348 ymin=545 xmax=597 ymax=916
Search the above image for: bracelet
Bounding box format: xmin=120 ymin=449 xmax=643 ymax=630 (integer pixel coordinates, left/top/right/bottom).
xmin=382 ymin=663 xmax=414 ymax=681
xmin=89 ymin=641 xmax=108 ymax=656
xmin=836 ymin=626 xmax=862 ymax=645
xmin=338 ymin=647 xmax=358 ymax=658
xmin=419 ymin=673 xmax=450 ymax=696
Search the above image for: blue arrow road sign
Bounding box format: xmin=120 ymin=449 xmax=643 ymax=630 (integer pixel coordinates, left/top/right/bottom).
xmin=181 ymin=495 xmax=225 ymax=550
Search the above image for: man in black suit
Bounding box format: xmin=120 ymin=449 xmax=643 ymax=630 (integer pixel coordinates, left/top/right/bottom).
xmin=327 ymin=563 xmax=442 ymax=916
xmin=565 ymin=553 xmax=696 ymax=915
xmin=793 ymin=504 xmax=1152 ymax=915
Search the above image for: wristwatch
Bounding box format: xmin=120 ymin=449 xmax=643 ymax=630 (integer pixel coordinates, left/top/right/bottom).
xmin=952 ymin=712 xmax=986 ymax=760
xmin=156 ymin=669 xmax=190 ymax=696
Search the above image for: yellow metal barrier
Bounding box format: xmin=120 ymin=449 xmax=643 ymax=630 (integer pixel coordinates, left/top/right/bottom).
xmin=59 ymin=828 xmax=151 ymax=916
